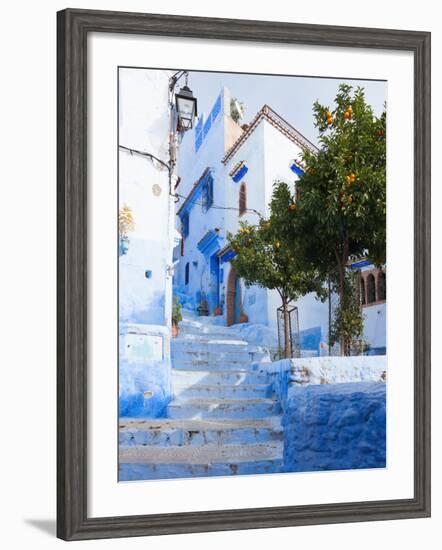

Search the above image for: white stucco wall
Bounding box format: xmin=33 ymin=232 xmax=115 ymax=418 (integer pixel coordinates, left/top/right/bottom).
xmin=223 ymin=122 xmax=269 ymax=325
xmin=119 ymin=68 xmax=172 ymax=326
xmin=362 ymin=302 xmax=387 ymax=350
xmin=118 ymin=68 xmax=175 ymax=417
xmin=262 ymin=120 xmax=304 ymax=212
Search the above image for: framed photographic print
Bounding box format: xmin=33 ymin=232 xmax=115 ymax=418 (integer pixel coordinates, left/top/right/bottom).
xmin=57 ymin=8 xmax=431 ymax=541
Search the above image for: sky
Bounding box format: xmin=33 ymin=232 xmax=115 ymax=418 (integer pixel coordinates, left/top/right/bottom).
xmin=186 ymin=70 xmax=387 ymax=146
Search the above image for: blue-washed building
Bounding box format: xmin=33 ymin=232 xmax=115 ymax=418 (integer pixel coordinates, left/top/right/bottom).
xmin=174 ymin=88 xmax=323 ymax=339
xmin=173 ymin=87 xmax=386 ymax=356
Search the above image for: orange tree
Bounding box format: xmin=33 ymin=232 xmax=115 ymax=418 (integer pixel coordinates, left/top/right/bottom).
xmin=227 ymin=185 xmax=324 ymax=359
xmin=276 ymin=83 xmax=386 ymax=355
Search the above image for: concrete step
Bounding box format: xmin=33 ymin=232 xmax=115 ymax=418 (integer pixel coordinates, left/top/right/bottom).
xmin=119 ymin=417 xmax=283 ymax=447
xmin=119 ymin=440 xmax=282 ymax=463
xmin=172 ymin=369 xmax=269 ymax=385
xmin=172 ymin=349 xmax=253 ymax=363
xmin=175 ymin=340 xmax=271 ymax=356
xmin=172 ymin=360 xmax=257 ymax=372
xmin=172 ymin=339 xmax=249 ymax=353
xmin=167 ymin=398 xmax=282 ymax=419
xmin=174 ymin=383 xmax=272 ymax=399
xmin=177 ymin=332 xmax=247 ymax=342
xmin=179 ymin=320 xmax=234 ymax=335
xmin=119 ymin=458 xmax=283 ymax=480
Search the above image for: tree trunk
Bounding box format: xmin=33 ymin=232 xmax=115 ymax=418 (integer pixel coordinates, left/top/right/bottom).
xmin=282 ymin=299 xmax=292 ymax=359
xmin=337 ymin=262 xmax=347 ymax=356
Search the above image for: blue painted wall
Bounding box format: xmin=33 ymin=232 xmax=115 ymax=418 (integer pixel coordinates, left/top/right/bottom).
xmin=299 ymin=326 xmax=322 ymax=354
xmin=283 ymin=381 xmax=386 ymax=472
xmin=119 ymin=326 xmax=172 ymax=418
xmin=119 ymin=359 xmax=172 ymax=418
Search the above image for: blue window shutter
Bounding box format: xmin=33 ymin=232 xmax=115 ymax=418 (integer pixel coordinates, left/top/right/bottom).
xmin=208 ymin=176 xmax=213 ymax=210
xmin=202 ymin=174 xmax=214 ymax=213
xmin=181 ymin=212 xmax=189 ymax=238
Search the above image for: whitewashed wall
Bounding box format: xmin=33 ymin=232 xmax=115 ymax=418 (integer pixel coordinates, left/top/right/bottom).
xmin=363 ymin=303 xmax=387 ymax=350
xmin=119 ymin=68 xmax=175 ymax=417
xmin=119 ymin=68 xmax=172 ymax=325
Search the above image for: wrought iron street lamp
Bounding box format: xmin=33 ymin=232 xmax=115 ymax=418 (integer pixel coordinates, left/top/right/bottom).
xmin=175 ymin=84 xmax=198 ymax=131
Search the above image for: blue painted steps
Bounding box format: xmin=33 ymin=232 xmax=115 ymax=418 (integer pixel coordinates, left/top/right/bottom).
xmin=119 ymin=309 xmax=283 ymax=481
xmin=175 ymin=383 xmax=272 ymax=399
xmin=167 ymin=397 xmax=281 ymax=419
xmin=119 ymin=457 xmax=283 ymax=481
xmin=172 ymin=369 xmax=270 ymax=385
xmin=119 ymin=417 xmax=283 ymax=446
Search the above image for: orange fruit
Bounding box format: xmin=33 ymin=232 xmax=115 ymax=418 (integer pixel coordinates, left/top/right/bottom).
xmin=344 ymin=111 xmax=351 ymax=120
xmin=326 ymin=111 xmax=332 ymax=118
xmin=348 ymin=196 xmax=353 ymax=204
xmin=275 ymin=241 xmax=281 ymax=249
xmin=327 ymin=117 xmax=333 ymax=125
xmin=289 ymin=203 xmax=297 ymax=211
xmin=346 ymin=175 xmax=352 ymax=184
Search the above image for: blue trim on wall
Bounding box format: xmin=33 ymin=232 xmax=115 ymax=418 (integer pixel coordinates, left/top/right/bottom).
xmin=290 ymin=163 xmax=304 ymax=177
xmin=232 ymin=164 xmax=248 ymax=182
xmin=350 ymin=260 xmax=371 ymax=269
xmin=195 ymin=131 xmax=203 ymax=152
xmin=219 ymin=248 xmax=237 ymax=264
xmin=194 ymin=117 xmax=203 ymax=152
xmin=197 ymin=230 xmax=221 ymax=258
xmin=181 ymin=212 xmax=189 ymax=238
xmin=194 ymin=93 xmax=223 ymax=153
xmin=367 ymin=346 xmax=386 ymax=356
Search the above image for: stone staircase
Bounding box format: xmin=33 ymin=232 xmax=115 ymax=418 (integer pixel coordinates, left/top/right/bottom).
xmin=119 ymin=311 xmax=283 ymax=480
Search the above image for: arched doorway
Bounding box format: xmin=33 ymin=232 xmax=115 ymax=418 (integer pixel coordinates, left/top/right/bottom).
xmin=226 ymin=267 xmax=241 ymax=326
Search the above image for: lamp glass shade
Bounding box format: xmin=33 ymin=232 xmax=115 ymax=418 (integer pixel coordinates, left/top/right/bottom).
xmin=175 ymin=86 xmax=197 ymax=130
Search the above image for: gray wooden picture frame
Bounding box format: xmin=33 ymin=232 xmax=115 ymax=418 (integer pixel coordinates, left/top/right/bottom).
xmin=57 ymin=8 xmax=431 ymax=541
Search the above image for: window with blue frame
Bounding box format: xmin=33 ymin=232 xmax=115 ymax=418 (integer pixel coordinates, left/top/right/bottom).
xmin=181 ymin=212 xmax=189 ymax=239
xmin=202 ymin=175 xmax=214 ymax=213
xmin=185 ymin=262 xmax=190 ymax=285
